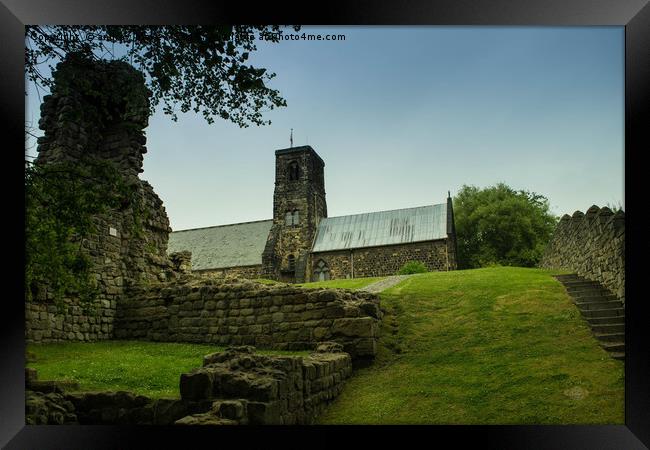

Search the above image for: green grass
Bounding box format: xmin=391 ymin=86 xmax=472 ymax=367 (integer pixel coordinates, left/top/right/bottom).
xmin=317 ymin=267 xmax=624 ymax=424
xmin=27 ymin=340 xmax=307 ymax=399
xmin=297 ymin=276 xmax=383 ymax=290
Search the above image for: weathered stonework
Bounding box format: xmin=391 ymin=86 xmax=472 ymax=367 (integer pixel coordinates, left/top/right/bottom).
xmin=178 ymin=345 xmax=351 ymax=425
xmin=194 ymin=265 xmax=264 ymax=280
xmin=262 ymin=146 xmax=327 ymax=283
xmin=26 ymin=54 xmax=180 ymax=343
xmin=25 ymin=345 xmax=351 ymax=426
xmin=114 ymin=278 xmax=381 ymax=360
xmin=540 ymin=205 xmax=625 ymax=304
xmin=311 ymin=239 xmax=454 ymax=280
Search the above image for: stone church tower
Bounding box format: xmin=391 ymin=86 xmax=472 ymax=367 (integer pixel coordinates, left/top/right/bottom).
xmin=262 ymin=146 xmax=327 ymax=282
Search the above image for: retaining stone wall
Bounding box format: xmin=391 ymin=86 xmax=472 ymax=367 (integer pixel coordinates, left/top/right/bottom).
xmin=540 ymin=205 xmax=625 ymax=304
xmin=114 ymin=278 xmax=381 ymax=359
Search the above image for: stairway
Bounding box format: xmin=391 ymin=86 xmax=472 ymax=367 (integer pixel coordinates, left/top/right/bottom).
xmin=554 ymin=274 xmax=625 ymax=361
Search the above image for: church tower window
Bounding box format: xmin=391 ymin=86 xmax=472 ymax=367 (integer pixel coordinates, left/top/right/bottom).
xmin=285 ymin=209 xmax=300 ymax=226
xmin=287 ymin=254 xmax=295 ymax=271
xmin=288 ymin=161 xmax=300 ymax=181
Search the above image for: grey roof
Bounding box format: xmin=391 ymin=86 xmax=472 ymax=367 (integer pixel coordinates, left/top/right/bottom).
xmin=312 ymin=204 xmax=448 ymax=253
xmin=168 ymin=220 xmax=272 ymax=270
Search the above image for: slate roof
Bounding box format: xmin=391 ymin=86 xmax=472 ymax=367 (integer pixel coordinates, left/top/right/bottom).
xmin=311 ymin=203 xmax=448 ymax=253
xmin=167 ymin=219 xmax=272 ymax=270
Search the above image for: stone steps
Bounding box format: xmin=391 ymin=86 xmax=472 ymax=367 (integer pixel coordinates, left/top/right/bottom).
xmin=581 ymin=307 xmax=625 ymax=318
xmin=554 ymin=274 xmax=625 ymax=361
xmin=575 ymin=299 xmax=623 ymax=311
xmin=610 ymin=352 xmax=625 ymax=361
xmin=570 ymin=291 xmax=617 ymax=301
xmin=590 ymin=323 xmax=624 ymax=334
xmin=593 ymin=332 xmax=625 ymax=343
xmin=586 ymin=315 xmax=625 ymax=326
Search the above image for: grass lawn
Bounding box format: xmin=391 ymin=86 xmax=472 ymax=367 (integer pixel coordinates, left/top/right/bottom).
xmin=297 ymin=276 xmax=383 ymax=290
xmin=26 ymin=340 xmax=307 ymax=398
xmin=317 ymin=267 xmax=624 ymax=424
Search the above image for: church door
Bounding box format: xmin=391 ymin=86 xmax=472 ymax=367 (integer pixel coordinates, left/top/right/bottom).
xmin=313 ymin=259 xmax=330 ymax=281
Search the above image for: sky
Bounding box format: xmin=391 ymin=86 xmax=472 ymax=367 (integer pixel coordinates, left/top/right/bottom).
xmin=25 ymin=26 xmax=625 ymax=231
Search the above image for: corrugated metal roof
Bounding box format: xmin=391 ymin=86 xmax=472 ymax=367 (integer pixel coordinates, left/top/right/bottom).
xmin=167 ymin=220 xmax=272 ymax=270
xmin=312 ymin=204 xmax=448 ymax=252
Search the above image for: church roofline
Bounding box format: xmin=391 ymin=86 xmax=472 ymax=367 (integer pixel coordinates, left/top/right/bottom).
xmin=323 ymin=203 xmax=446 ymax=221
xmin=171 ymin=218 xmax=272 ymax=234
xmin=275 ymin=145 xmax=325 ymax=166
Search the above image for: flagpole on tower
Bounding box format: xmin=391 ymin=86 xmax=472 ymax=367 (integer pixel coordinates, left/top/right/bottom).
xmin=290 ymin=128 xmax=293 ymax=148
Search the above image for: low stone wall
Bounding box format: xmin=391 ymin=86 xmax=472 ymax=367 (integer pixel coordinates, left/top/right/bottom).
xmin=311 ymin=239 xmax=452 ymax=280
xmin=25 ymin=345 xmax=351 ymax=425
xmin=178 ymin=344 xmax=351 ymax=425
xmin=25 ymin=298 xmax=116 ymax=343
xmin=194 ymin=265 xmax=264 ymax=280
xmin=114 ymin=278 xmax=381 ymax=359
xmin=26 ymin=389 xmax=214 ymax=425
xmin=540 ymin=205 xmax=625 ymax=304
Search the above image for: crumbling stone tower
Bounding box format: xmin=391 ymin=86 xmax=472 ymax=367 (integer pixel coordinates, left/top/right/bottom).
xmin=262 ymin=146 xmax=327 ymax=282
xmin=26 ymin=53 xmax=179 ymax=342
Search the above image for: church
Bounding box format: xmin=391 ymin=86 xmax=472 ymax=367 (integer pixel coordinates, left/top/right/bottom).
xmin=168 ymin=145 xmax=458 ymax=283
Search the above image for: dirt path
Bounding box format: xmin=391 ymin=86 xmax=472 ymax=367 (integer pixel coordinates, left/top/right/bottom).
xmin=358 ymin=275 xmax=413 ymax=293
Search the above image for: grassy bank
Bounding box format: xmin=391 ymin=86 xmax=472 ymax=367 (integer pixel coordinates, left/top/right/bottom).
xmin=317 ymin=267 xmax=624 ymax=424
xmin=27 ymin=340 xmax=307 ymax=398
xmin=297 ymin=277 xmax=383 ymax=290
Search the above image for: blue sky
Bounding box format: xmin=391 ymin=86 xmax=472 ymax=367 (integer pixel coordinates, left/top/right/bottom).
xmin=26 ymin=26 xmax=624 ymax=231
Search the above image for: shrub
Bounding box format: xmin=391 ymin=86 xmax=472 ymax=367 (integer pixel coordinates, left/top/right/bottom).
xmin=398 ymin=261 xmax=428 ymax=275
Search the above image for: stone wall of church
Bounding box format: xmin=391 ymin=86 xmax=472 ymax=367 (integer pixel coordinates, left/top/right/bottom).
xmin=310 ymin=239 xmax=451 ymax=280
xmin=540 ymin=205 xmax=625 ymax=304
xmin=26 ymin=55 xmax=180 ymax=343
xmin=114 ymin=278 xmax=381 ymax=360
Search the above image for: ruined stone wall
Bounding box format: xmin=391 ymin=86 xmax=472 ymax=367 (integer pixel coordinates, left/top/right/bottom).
xmin=26 ymin=55 xmax=178 ymax=343
xmin=26 ymin=345 xmax=351 ymax=425
xmin=114 ymin=278 xmax=381 ymax=360
xmin=310 ymin=239 xmax=451 ymax=280
xmin=540 ymin=205 xmax=625 ymax=304
xmin=193 ymin=265 xmax=264 ymax=280
xmin=178 ymin=344 xmax=351 ymax=425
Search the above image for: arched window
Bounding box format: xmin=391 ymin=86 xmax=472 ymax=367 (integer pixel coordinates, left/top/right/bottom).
xmin=287 ymin=254 xmax=295 ymax=271
xmin=313 ymin=259 xmax=330 ymax=282
xmin=285 ymin=209 xmax=300 ymax=226
xmin=288 ymin=161 xmax=300 ymax=181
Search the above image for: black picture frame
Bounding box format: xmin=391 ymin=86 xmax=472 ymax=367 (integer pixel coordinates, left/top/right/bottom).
xmin=2 ymin=0 xmax=648 ymax=448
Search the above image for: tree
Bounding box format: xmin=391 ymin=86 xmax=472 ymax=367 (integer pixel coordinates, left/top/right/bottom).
xmin=454 ymin=183 xmax=558 ymax=269
xmin=26 ymin=25 xmax=300 ymax=127
xmin=25 ymin=158 xmax=135 ymax=304
xmin=25 ymin=25 xmax=299 ymax=303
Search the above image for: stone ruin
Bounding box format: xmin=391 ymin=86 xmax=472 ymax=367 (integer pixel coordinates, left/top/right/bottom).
xmin=26 ymin=344 xmax=351 ymax=425
xmin=25 ymin=55 xmax=384 ymax=424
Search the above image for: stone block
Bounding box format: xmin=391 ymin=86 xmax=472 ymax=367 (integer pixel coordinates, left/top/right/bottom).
xmin=247 ymin=401 xmax=283 ymax=425
xmin=331 ymin=317 xmax=376 ymax=338
xmin=212 ymin=399 xmax=246 ymax=420
xmin=179 ymin=371 xmax=213 ymax=401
